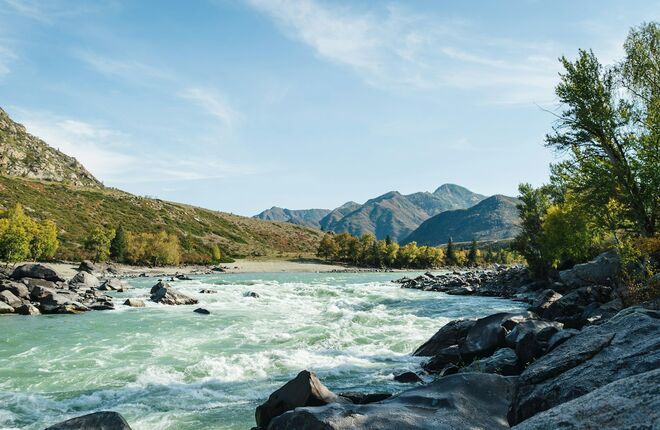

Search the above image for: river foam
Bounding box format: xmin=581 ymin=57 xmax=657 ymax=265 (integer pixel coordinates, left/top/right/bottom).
xmin=0 ymin=271 xmax=524 ymax=429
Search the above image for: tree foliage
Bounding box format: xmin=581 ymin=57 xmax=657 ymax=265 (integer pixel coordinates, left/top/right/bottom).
xmin=110 ymin=224 xmax=128 ymax=262
xmin=125 ymin=231 xmax=181 ymax=266
xmin=0 ymin=203 xmax=59 ymax=264
xmin=85 ymin=227 xmax=116 ymax=263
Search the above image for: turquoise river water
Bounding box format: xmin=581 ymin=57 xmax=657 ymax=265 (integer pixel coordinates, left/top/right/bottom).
xmin=0 ymin=272 xmax=525 ymax=429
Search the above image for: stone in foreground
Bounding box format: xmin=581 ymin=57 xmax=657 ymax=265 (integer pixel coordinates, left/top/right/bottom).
xmin=512 ymin=369 xmax=660 ymax=429
xmin=10 ymin=263 xmax=65 ymax=282
xmin=269 ymin=373 xmax=516 ymax=430
xmin=255 ymin=370 xmax=339 ymax=428
xmin=44 ymin=411 xmax=132 ymax=430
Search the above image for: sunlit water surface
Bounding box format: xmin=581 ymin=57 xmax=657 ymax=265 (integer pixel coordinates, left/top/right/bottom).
xmin=0 ymin=271 xmax=525 ymax=429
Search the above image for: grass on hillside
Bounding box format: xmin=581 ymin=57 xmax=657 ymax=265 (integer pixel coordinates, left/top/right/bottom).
xmin=0 ymin=175 xmax=324 ymax=261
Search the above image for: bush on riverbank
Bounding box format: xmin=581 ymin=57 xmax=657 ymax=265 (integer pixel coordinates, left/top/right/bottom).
xmin=0 ymin=203 xmax=58 ymax=264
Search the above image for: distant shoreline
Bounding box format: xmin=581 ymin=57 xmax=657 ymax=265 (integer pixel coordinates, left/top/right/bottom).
xmin=37 ymin=259 xmax=394 ymax=279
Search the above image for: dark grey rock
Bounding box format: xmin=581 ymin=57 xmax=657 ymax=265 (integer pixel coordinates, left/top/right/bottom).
xmin=45 ymin=411 xmax=132 ymax=430
xmin=16 ymin=303 xmax=40 ymax=315
xmin=11 ymin=263 xmax=64 ymax=282
xmin=77 ymin=260 xmax=98 ymax=274
xmin=460 ymin=312 xmax=531 ymax=360
xmin=543 ymin=285 xmax=614 ymax=328
xmin=193 ymin=307 xmax=210 ymax=315
xmin=339 ymin=392 xmax=392 ymax=405
xmin=255 ymin=370 xmax=340 ymax=428
xmin=509 ymin=306 xmax=660 ymax=424
xmin=421 ymin=345 xmax=463 ymax=373
xmin=559 ymin=250 xmax=619 ymax=287
xmin=461 ymin=347 xmax=520 ymax=376
xmin=529 ymin=289 xmax=562 ymax=314
xmin=512 ymin=369 xmax=660 ymax=429
xmin=393 ymin=371 xmax=423 ymax=383
xmin=413 ymin=318 xmax=476 ymax=357
xmin=99 ymin=278 xmax=128 ymax=291
xmin=244 ymin=291 xmax=260 ymax=298
xmin=0 ymin=280 xmax=30 ymax=299
xmin=269 ymin=373 xmax=516 ymax=430
xmin=545 ymin=329 xmax=580 ymax=352
xmin=150 ymin=281 xmax=198 ymax=305
xmin=69 ymin=271 xmax=100 ymax=288
xmin=505 ymin=320 xmax=563 ymax=349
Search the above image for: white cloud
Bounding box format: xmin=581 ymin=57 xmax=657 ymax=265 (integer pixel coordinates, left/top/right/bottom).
xmin=75 ymin=50 xmax=172 ymax=83
xmin=179 ymin=87 xmax=242 ymax=128
xmin=246 ymin=0 xmax=562 ymax=104
xmin=0 ymin=44 xmax=16 ymax=77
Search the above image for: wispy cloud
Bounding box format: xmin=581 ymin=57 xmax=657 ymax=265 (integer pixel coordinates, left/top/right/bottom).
xmin=245 ymin=0 xmax=561 ymax=104
xmin=179 ymin=87 xmax=242 ymax=128
xmin=75 ymin=50 xmax=172 ymax=83
xmin=11 ymin=108 xmax=255 ymax=184
xmin=0 ymin=44 xmax=16 ymax=77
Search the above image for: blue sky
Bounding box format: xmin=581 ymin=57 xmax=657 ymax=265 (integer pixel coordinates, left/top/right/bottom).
xmin=0 ymin=0 xmax=657 ymax=216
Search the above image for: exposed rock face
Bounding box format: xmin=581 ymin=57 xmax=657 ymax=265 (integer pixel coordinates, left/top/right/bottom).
xmin=509 ymin=306 xmax=660 ymax=424
xmin=268 ymin=373 xmax=516 ymax=430
xmin=150 ymin=281 xmax=198 ymax=305
xmin=11 ymin=263 xmax=65 ymax=282
xmin=413 ymin=318 xmax=476 ymax=356
xmin=543 ymin=285 xmax=614 ymax=328
xmin=0 ymin=107 xmax=102 ymax=187
xmin=512 ymin=369 xmax=660 ymax=430
xmin=339 ymin=392 xmax=392 ymax=405
xmin=44 ymin=411 xmax=132 ymax=430
xmin=255 ymin=370 xmax=339 ymax=428
xmin=558 ymin=250 xmax=620 ymax=287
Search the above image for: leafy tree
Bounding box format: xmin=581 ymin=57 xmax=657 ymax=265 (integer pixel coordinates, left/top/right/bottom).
xmin=467 ymin=239 xmax=479 ymax=266
xmin=397 ymin=242 xmax=419 ymax=267
xmin=85 ymin=227 xmax=116 ymax=262
xmin=110 ymin=225 xmax=128 ymax=262
xmin=0 ymin=204 xmax=59 ymax=264
xmin=125 ymin=231 xmax=181 ymax=266
xmin=384 ymin=241 xmax=399 ymax=267
xmin=358 ymin=234 xmax=376 ymax=266
xmin=31 ymin=220 xmax=59 ymax=260
xmin=211 ymin=244 xmax=222 ymax=264
xmin=513 ymin=184 xmax=552 ymax=278
xmin=547 ymin=22 xmax=659 ymax=237
xmin=317 ymin=233 xmax=339 ymax=261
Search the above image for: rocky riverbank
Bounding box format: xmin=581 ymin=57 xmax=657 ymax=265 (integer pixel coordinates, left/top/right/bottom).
xmin=16 ymin=251 xmax=660 ymax=429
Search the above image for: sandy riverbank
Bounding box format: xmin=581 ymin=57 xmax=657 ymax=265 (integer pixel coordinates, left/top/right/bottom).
xmin=37 ymin=259 xmax=362 ymax=279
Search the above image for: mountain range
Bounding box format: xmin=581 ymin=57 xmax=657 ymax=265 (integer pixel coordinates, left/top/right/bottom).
xmin=0 ymin=107 xmax=323 ymax=259
xmin=255 ymin=185 xmax=523 ymax=244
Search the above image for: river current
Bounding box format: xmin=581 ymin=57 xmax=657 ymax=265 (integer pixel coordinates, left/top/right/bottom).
xmin=0 ymin=271 xmax=525 ymax=429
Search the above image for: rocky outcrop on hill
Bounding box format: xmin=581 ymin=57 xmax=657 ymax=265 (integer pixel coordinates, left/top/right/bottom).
xmin=0 ymin=107 xmax=101 ymax=187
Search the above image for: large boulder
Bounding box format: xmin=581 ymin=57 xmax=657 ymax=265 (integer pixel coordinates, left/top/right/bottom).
xmin=69 ymin=271 xmax=100 ymax=288
xmin=0 ymin=290 xmax=22 ymax=308
xmin=123 ymin=298 xmax=145 ymax=308
xmin=413 ymin=318 xmax=476 ymax=356
xmin=512 ymin=369 xmax=660 ymax=429
xmin=11 ymin=263 xmax=64 ymax=282
xmin=460 ymin=312 xmax=533 ymax=360
xmin=269 ymin=373 xmax=516 ymax=430
xmin=505 ymin=320 xmax=563 ymax=349
xmin=255 ymin=370 xmax=339 ymax=428
xmin=461 ymin=347 xmax=520 ymax=376
xmin=99 ymin=278 xmax=128 ymax=291
xmin=543 ymin=285 xmax=614 ymax=328
xmin=509 ymin=306 xmax=660 ymax=424
xmin=16 ymin=303 xmax=40 ymax=315
xmin=0 ymin=280 xmax=30 ymax=299
xmin=0 ymin=300 xmax=14 ymax=314
xmin=558 ymin=250 xmax=619 ymax=287
xmin=149 ymin=281 xmax=198 ymax=305
xmin=45 ymin=411 xmax=132 ymax=430
xmin=78 ymin=260 xmax=98 ymax=274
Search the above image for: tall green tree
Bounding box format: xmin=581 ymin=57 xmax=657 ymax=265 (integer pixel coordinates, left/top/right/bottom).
xmin=445 ymin=237 xmax=457 ymax=265
xmin=85 ymin=227 xmax=116 ymax=262
xmin=512 ymin=184 xmax=552 ymax=278
xmin=110 ymin=224 xmax=128 ymax=262
xmin=467 ymin=239 xmax=479 ymax=266
xmin=547 ymin=22 xmax=659 ymax=237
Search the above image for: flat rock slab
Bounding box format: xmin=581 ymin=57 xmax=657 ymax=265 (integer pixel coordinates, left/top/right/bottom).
xmin=512 ymin=368 xmax=660 ymax=429
xmin=510 ymin=306 xmax=660 ymax=424
xmin=11 ymin=263 xmax=64 ymax=282
xmin=269 ymin=373 xmax=516 ymax=430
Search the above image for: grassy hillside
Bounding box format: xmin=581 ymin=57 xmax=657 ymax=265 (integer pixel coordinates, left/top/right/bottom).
xmin=0 ymin=175 xmax=324 ymax=261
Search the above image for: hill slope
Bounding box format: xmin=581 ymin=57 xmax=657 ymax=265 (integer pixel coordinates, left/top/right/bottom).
xmin=0 ymin=108 xmax=101 ymax=188
xmin=319 ymin=201 xmax=361 ymax=230
xmin=322 ymin=184 xmax=486 ymax=241
xmin=403 ymin=195 xmax=521 ymax=245
xmin=253 ymin=207 xmax=331 ymax=229
xmin=0 ymin=176 xmax=324 ymax=260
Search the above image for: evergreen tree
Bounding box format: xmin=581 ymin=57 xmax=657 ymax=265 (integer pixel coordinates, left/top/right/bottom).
xmin=467 ymin=239 xmax=479 ymax=266
xmin=110 ymin=224 xmax=128 ymax=262
xmin=445 ymin=237 xmax=457 ymax=265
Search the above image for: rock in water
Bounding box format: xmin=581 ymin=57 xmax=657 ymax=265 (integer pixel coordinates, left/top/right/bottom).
xmin=255 ymin=370 xmax=339 ymax=428
xmin=123 ymin=298 xmax=145 ymax=308
xmin=11 ymin=263 xmax=64 ymax=282
xmin=413 ymin=318 xmax=476 ymax=356
xmin=16 ymin=303 xmax=40 ymax=315
xmin=512 ymin=369 xmax=660 ymax=429
xmin=393 ymin=371 xmax=423 ymax=383
xmin=149 ymin=281 xmax=198 ymax=305
xmin=0 ymin=280 xmax=30 ymax=300
xmin=0 ymin=300 xmax=14 ymax=314
xmin=99 ymin=278 xmax=128 ymax=291
xmin=194 ymin=307 xmax=210 ymax=315
xmin=0 ymin=290 xmax=22 ymax=308
xmin=269 ymin=373 xmax=516 ymax=430
xmin=44 ymin=411 xmax=132 ymax=430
